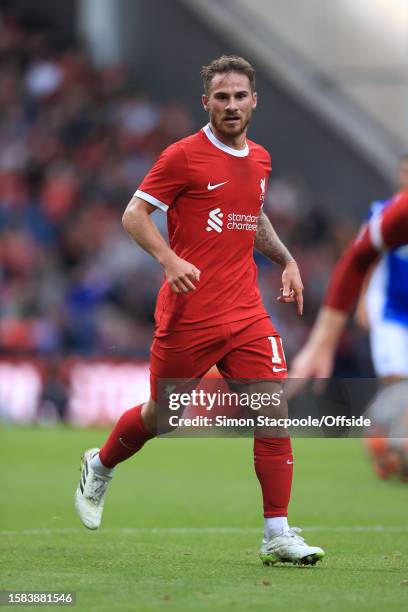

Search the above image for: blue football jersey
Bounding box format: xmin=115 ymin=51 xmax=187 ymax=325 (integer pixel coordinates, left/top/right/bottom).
xmin=368 ymin=200 xmax=408 ymax=326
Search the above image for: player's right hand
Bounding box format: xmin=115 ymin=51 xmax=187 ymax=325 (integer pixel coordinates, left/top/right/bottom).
xmin=286 ymin=342 xmax=335 ymax=398
xmin=163 ymin=253 xmax=201 ymax=294
xmin=290 ymin=341 xmax=335 ymax=380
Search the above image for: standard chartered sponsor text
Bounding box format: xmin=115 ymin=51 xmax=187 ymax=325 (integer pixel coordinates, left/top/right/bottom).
xmin=226 ymin=212 xmax=258 ymax=231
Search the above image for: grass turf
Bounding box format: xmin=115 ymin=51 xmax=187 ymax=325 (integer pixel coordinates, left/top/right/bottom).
xmin=1 ymin=427 xmax=407 ymax=611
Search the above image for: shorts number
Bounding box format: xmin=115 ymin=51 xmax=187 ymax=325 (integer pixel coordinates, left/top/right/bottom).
xmin=267 ymin=336 xmax=286 ymax=364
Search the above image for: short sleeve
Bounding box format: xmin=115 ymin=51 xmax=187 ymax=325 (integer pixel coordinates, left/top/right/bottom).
xmin=135 ymin=143 xmax=188 ymax=212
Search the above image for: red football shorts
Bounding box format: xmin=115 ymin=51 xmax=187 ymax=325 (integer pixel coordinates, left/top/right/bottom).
xmin=150 ymin=315 xmax=286 ymax=400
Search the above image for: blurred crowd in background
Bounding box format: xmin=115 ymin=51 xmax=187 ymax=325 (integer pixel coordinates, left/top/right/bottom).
xmin=0 ymin=10 xmax=373 ymax=375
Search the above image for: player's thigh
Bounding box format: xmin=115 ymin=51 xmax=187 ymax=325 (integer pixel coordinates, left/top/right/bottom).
xmin=150 ymin=327 xmax=227 ymax=392
xmin=218 ymin=331 xmax=288 ymax=434
xmin=150 ymin=326 xmax=228 ymax=429
xmin=369 ymin=320 xmax=408 ymax=377
xmin=217 ymin=320 xmax=287 ymax=381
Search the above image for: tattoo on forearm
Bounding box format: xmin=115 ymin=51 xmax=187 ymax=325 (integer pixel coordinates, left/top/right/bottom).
xmin=254 ymin=212 xmax=294 ymax=266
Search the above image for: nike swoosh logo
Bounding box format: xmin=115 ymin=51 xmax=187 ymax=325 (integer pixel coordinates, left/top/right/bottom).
xmin=207 ymin=181 xmax=228 ymax=191
xmin=119 ymin=437 xmax=139 ymax=451
xmin=287 ymin=459 xmax=294 ymax=464
xmin=273 ymin=366 xmax=287 ymax=373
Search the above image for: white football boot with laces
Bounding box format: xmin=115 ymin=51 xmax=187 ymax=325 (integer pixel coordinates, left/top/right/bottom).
xmin=74 ymin=448 xmax=112 ymax=530
xmin=260 ymin=527 xmax=325 ymax=566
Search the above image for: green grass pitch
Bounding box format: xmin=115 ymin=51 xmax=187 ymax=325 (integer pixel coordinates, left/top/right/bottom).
xmin=1 ymin=427 xmax=407 ymax=611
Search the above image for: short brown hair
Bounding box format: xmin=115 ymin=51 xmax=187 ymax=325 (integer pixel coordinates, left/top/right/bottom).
xmin=201 ymin=55 xmax=255 ymax=95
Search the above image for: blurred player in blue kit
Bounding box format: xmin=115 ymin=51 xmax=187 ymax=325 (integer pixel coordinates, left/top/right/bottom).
xmin=292 ymin=158 xmax=408 ymax=479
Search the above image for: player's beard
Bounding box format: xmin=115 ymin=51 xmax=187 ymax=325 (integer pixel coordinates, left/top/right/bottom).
xmin=210 ymin=111 xmax=251 ymax=141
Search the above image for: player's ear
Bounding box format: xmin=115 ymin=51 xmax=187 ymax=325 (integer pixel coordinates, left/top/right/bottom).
xmin=252 ymin=91 xmax=258 ymax=109
xmin=202 ymin=94 xmax=209 ymax=112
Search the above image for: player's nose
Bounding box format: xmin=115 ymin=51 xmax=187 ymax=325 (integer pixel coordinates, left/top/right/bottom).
xmin=225 ymin=97 xmax=238 ymax=111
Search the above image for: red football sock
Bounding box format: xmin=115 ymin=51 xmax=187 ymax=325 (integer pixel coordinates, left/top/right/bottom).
xmin=254 ymin=436 xmax=293 ymax=518
xmin=99 ymin=404 xmax=155 ymax=468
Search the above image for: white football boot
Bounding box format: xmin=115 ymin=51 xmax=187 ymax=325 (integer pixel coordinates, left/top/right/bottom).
xmin=260 ymin=527 xmax=325 ymax=566
xmin=74 ymin=448 xmax=112 ymax=530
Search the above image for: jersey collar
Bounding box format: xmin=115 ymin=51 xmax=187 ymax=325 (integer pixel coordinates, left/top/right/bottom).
xmin=203 ymin=123 xmax=249 ymax=157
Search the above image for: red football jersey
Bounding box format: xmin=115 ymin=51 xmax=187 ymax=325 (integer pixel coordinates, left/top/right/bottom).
xmin=136 ymin=124 xmax=273 ymax=331
xmin=325 ymin=189 xmax=408 ymax=313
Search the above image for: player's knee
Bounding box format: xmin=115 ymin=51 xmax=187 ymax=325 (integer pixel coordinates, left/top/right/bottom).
xmin=141 ymin=398 xmax=157 ymax=433
xmin=142 ymin=398 xmax=180 ymax=434
xmin=257 ymin=398 xmax=288 ymax=421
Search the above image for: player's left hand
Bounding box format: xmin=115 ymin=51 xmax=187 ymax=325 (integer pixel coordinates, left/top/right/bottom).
xmin=277 ymin=260 xmax=304 ymax=315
